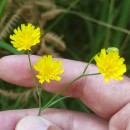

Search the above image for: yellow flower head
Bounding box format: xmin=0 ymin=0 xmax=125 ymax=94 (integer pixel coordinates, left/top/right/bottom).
xmin=10 ymin=23 xmax=41 ymax=51
xmin=94 ymin=49 xmax=127 ymax=82
xmin=34 ymin=55 xmax=64 ymax=84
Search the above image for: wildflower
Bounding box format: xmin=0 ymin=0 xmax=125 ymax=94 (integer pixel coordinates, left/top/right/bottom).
xmin=34 ymin=55 xmax=64 ymax=83
xmin=94 ymin=49 xmax=126 ymax=82
xmin=10 ymin=23 xmax=41 ymax=51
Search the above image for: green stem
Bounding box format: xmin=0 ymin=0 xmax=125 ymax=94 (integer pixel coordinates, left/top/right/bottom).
xmin=27 ymin=51 xmax=42 ymax=116
xmin=82 ymin=57 xmax=94 ymax=74
xmin=27 ymin=51 xmax=38 ymax=90
xmin=38 ymin=88 xmax=42 ymax=116
xmin=82 ymin=52 xmax=100 ymax=74
xmin=41 ymin=73 xmax=100 ymax=110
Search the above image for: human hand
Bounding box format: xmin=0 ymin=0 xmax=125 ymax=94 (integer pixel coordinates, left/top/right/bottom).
xmin=0 ymin=55 xmax=130 ymax=130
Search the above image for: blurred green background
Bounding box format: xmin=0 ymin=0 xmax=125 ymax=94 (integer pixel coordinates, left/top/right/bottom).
xmin=0 ymin=0 xmax=130 ymax=113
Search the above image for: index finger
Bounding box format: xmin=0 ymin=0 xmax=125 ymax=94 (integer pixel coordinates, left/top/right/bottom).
xmin=0 ymin=55 xmax=130 ymax=119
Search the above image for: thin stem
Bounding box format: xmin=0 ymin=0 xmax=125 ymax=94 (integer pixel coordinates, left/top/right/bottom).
xmin=38 ymin=88 xmax=42 ymax=116
xmin=41 ymin=73 xmax=100 ymax=110
xmin=82 ymin=57 xmax=94 ymax=74
xmin=27 ymin=51 xmax=38 ymax=90
xmin=27 ymin=51 xmax=42 ymax=116
xmin=82 ymin=52 xmax=100 ymax=74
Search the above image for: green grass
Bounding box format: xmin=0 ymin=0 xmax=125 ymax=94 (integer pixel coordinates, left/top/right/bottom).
xmin=0 ymin=0 xmax=8 ymax=21
xmin=0 ymin=0 xmax=130 ymax=113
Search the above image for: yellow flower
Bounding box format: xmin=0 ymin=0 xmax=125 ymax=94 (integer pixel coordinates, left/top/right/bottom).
xmin=94 ymin=49 xmax=126 ymax=82
xmin=34 ymin=55 xmax=64 ymax=83
xmin=10 ymin=23 xmax=41 ymax=51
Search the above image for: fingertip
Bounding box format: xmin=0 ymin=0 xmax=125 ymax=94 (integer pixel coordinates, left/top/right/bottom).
xmin=15 ymin=115 xmax=62 ymax=130
xmin=0 ymin=55 xmax=35 ymax=87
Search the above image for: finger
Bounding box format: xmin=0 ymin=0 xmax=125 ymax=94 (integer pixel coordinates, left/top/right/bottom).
xmin=15 ymin=115 xmax=62 ymax=130
xmin=0 ymin=55 xmax=130 ymax=119
xmin=0 ymin=108 xmax=108 ymax=130
xmin=109 ymin=103 xmax=130 ymax=130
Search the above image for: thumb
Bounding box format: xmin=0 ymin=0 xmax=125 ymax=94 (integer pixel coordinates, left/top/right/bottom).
xmin=15 ymin=115 xmax=62 ymax=130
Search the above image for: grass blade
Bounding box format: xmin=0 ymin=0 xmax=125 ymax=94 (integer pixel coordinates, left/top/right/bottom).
xmin=0 ymin=41 xmax=22 ymax=54
xmin=0 ymin=0 xmax=8 ymax=21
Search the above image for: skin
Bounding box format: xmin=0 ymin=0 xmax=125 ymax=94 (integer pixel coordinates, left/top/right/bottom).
xmin=0 ymin=55 xmax=130 ymax=130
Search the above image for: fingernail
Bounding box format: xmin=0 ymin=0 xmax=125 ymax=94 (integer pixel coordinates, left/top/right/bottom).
xmin=15 ymin=115 xmax=62 ymax=130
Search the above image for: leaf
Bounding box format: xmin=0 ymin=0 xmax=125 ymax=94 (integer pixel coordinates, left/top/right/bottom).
xmin=0 ymin=41 xmax=22 ymax=54
xmin=0 ymin=0 xmax=8 ymax=21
